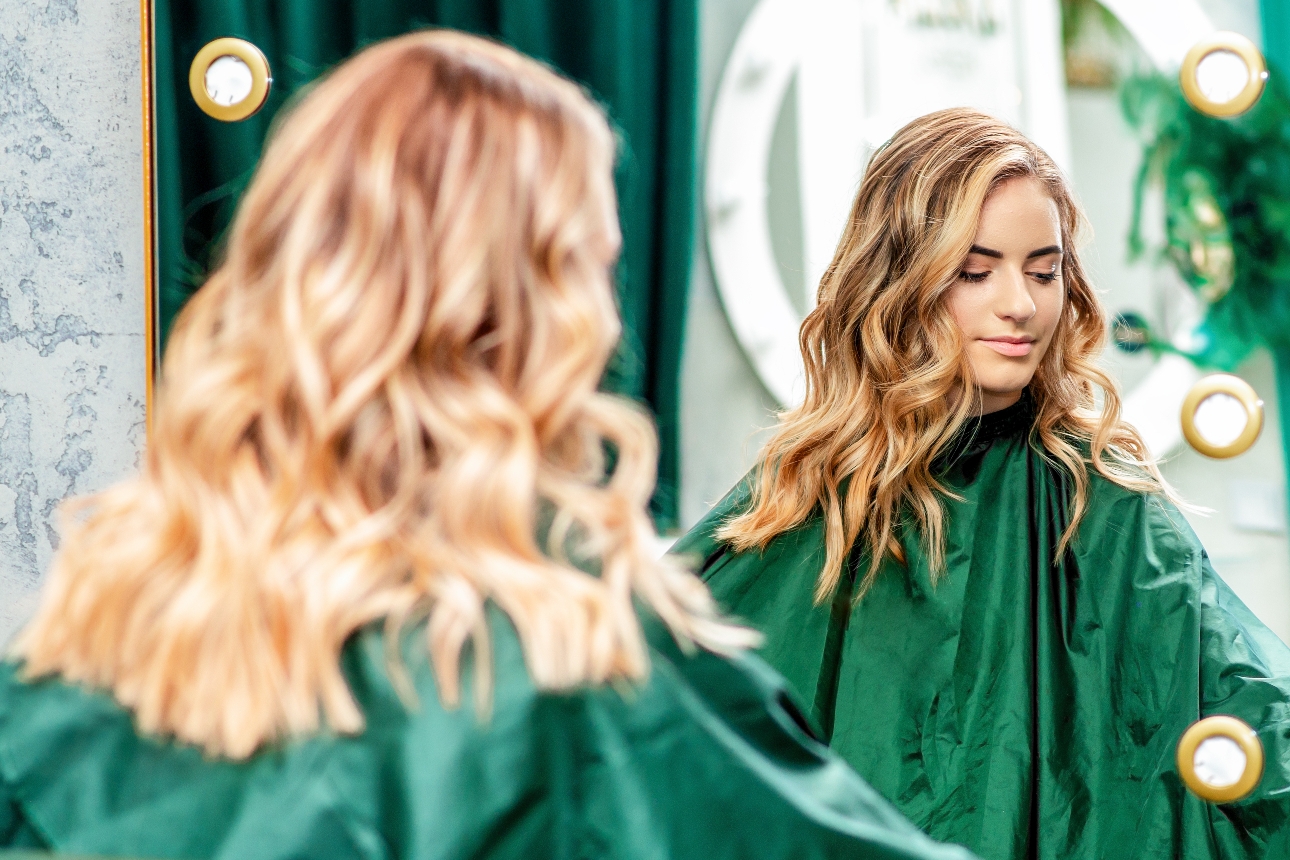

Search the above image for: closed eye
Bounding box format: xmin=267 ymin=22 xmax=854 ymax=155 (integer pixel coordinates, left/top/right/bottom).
xmin=959 ymin=271 xmax=989 ymax=283
xmin=1030 ymin=271 xmax=1059 ymax=284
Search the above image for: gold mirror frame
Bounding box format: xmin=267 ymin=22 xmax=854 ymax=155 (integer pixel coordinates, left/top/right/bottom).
xmin=1176 ymin=715 xmax=1264 ymax=803
xmin=1180 ymin=373 xmax=1263 ymax=459
xmin=142 ymin=0 xmax=155 ymax=432
xmin=1179 ymin=31 xmax=1267 ymax=118
xmin=188 ymin=38 xmax=272 ymax=122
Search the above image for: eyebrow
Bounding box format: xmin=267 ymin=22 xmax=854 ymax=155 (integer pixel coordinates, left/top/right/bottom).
xmin=968 ymin=244 xmax=1064 ymax=259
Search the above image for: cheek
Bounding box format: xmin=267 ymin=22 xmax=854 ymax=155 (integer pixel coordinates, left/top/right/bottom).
xmin=943 ymin=285 xmax=978 ymax=333
xmin=1038 ymin=287 xmax=1065 ymax=339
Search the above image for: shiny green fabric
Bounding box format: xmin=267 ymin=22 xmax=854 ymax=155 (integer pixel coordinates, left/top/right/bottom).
xmin=0 ymin=608 xmax=976 ymax=860
xmin=154 ymin=0 xmax=695 ymax=526
xmin=672 ymin=400 xmax=1290 ymax=859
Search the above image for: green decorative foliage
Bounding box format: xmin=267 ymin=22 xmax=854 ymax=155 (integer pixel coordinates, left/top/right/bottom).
xmin=1123 ymin=68 xmax=1290 ymax=369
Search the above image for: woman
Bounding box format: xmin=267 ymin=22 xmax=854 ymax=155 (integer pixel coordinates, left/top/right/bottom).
xmin=674 ymin=108 xmax=1290 ymax=859
xmin=0 ymin=34 xmax=973 ymax=860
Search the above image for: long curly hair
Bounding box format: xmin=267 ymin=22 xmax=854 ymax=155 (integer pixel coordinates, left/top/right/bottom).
xmin=720 ymin=108 xmax=1166 ymax=603
xmin=15 ymin=31 xmax=754 ymax=759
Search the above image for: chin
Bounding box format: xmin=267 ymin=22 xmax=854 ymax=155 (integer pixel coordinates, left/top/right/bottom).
xmin=974 ymin=369 xmax=1038 ymax=401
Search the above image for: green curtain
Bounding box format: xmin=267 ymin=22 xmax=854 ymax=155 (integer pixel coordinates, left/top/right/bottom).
xmin=153 ymin=0 xmax=696 ymax=527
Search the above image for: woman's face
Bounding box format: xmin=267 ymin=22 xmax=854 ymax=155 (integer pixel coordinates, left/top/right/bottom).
xmin=945 ymin=176 xmax=1064 ymax=414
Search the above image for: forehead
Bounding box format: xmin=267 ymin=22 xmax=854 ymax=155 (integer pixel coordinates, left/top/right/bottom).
xmin=974 ymin=177 xmax=1061 ymax=243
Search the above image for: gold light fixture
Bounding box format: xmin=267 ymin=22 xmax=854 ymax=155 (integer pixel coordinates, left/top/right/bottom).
xmin=1180 ymin=374 xmax=1263 ymax=459
xmin=189 ymin=38 xmax=272 ymax=122
xmin=1179 ymin=31 xmax=1267 ymax=118
xmin=1176 ymin=715 xmax=1264 ymax=803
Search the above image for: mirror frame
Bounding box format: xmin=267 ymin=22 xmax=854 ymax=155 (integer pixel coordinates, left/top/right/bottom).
xmin=142 ymin=0 xmax=156 ymax=434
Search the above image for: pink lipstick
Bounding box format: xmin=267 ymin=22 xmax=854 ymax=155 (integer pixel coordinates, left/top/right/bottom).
xmin=980 ymin=336 xmax=1034 ymax=357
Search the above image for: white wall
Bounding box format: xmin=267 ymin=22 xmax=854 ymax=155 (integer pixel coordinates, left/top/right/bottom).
xmin=680 ymin=0 xmax=782 ymax=527
xmin=0 ymin=0 xmax=146 ymax=644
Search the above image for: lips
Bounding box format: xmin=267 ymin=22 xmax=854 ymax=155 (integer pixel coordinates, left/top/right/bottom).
xmin=980 ymin=336 xmax=1034 ymax=358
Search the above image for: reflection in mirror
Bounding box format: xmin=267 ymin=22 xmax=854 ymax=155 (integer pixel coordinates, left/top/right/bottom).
xmin=1193 ymin=392 xmax=1248 ymax=449
xmin=205 ymin=55 xmax=254 ymax=108
xmin=1193 ymin=735 xmax=1247 ymax=788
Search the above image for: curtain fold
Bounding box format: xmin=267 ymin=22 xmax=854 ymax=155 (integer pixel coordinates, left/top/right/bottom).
xmin=153 ymin=0 xmax=697 ymax=527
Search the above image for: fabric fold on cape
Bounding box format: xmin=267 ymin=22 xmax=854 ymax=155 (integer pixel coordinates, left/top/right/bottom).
xmin=0 ymin=605 xmax=977 ymax=860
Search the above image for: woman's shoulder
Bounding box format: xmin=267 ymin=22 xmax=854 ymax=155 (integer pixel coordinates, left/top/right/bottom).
xmin=668 ymin=469 xmax=759 ymax=565
xmin=1074 ymin=464 xmax=1203 ymax=570
xmin=0 ymin=653 xmax=401 ymax=858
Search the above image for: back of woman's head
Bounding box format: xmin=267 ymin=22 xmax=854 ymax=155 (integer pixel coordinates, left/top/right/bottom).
xmin=16 ymin=30 xmax=751 ymax=758
xmin=721 ymin=107 xmax=1162 ymax=600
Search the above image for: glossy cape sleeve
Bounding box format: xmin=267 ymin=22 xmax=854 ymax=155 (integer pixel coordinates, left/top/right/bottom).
xmin=603 ymin=614 xmax=979 ymax=860
xmin=669 ymin=470 xmax=755 ymax=570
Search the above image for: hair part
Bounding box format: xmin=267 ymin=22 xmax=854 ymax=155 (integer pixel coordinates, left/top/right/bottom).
xmin=15 ymin=31 xmax=755 ymax=759
xmin=720 ymin=107 xmax=1170 ymax=602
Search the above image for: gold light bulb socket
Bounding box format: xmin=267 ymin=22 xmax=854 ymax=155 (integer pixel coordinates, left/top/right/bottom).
xmin=188 ymin=37 xmax=272 ymax=122
xmin=1176 ymin=715 xmax=1264 ymax=803
xmin=1179 ymin=31 xmax=1267 ymax=118
xmin=1180 ymin=373 xmax=1263 ymax=459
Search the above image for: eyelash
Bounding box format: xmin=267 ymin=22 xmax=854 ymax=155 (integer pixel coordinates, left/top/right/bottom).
xmin=958 ymin=270 xmax=1060 ymax=284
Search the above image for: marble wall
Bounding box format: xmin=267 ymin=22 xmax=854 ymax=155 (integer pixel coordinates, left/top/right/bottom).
xmin=0 ymin=0 xmax=146 ymax=643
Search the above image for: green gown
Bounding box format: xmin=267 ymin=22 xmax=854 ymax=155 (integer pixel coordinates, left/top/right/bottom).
xmin=0 ymin=606 xmax=977 ymax=859
xmin=672 ymin=396 xmax=1290 ymax=859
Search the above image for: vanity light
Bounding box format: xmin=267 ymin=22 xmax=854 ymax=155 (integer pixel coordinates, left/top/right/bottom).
xmin=189 ymin=38 xmax=272 ymax=122
xmin=1177 ymin=715 xmax=1264 ymax=803
xmin=1179 ymin=31 xmax=1267 ymax=118
xmin=1180 ymin=374 xmax=1263 ymax=459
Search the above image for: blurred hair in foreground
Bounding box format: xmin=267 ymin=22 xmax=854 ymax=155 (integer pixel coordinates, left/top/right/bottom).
xmin=16 ymin=30 xmax=753 ymax=758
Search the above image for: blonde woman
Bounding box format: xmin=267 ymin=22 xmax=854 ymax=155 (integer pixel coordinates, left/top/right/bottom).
xmin=0 ymin=34 xmax=975 ymax=860
xmin=675 ymin=109 xmax=1290 ymax=859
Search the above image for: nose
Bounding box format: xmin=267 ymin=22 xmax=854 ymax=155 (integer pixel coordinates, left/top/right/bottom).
xmin=996 ymin=268 xmax=1036 ymax=324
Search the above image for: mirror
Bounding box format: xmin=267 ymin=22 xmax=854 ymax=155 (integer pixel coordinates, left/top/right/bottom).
xmin=187 ymin=38 xmax=272 ymax=123
xmin=1176 ymin=715 xmax=1264 ymax=803
xmin=1179 ymin=31 xmax=1266 ymax=117
xmin=1180 ymin=374 xmax=1263 ymax=459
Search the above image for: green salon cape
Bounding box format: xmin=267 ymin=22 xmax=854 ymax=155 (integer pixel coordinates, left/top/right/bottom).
xmin=0 ymin=607 xmax=976 ymax=860
xmin=673 ymin=397 xmax=1290 ymax=859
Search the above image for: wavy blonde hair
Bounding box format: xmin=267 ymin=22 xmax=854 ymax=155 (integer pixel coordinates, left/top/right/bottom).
xmin=15 ymin=31 xmax=753 ymax=759
xmin=721 ymin=108 xmax=1167 ymax=603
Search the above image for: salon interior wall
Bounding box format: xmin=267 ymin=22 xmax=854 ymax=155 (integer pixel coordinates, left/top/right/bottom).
xmin=679 ymin=0 xmax=1290 ymax=642
xmin=0 ymin=0 xmax=146 ymax=645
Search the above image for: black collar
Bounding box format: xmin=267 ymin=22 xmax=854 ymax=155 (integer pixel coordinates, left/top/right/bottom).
xmin=935 ymin=390 xmax=1035 ymax=471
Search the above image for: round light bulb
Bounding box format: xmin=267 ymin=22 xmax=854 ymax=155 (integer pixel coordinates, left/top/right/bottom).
xmin=1193 ymin=392 xmax=1248 ymax=448
xmin=1195 ymin=49 xmax=1250 ymax=105
xmin=1194 ymin=735 xmax=1247 ymax=788
xmin=204 ymin=55 xmax=254 ymax=108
